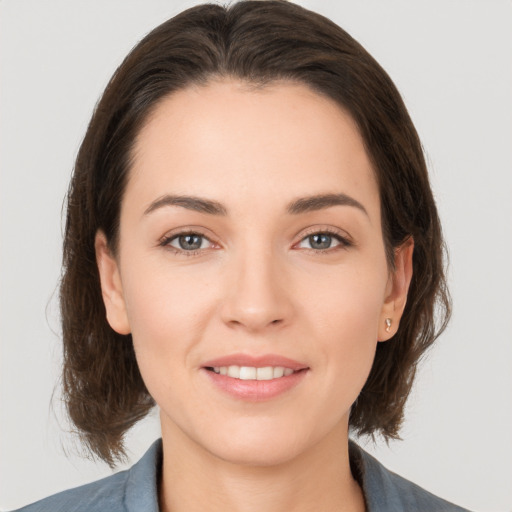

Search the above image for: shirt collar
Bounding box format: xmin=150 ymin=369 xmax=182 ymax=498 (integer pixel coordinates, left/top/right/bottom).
xmin=124 ymin=438 xmax=406 ymax=512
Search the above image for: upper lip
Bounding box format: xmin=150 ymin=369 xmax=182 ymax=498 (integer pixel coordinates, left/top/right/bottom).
xmin=202 ymin=353 xmax=309 ymax=371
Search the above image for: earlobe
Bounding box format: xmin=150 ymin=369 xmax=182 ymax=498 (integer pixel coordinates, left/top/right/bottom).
xmin=378 ymin=237 xmax=414 ymax=342
xmin=94 ymin=231 xmax=131 ymax=335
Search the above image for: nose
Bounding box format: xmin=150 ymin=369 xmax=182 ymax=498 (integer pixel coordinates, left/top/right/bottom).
xmin=219 ymin=248 xmax=294 ymax=333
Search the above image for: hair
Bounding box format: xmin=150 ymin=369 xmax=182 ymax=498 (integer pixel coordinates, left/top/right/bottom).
xmin=60 ymin=0 xmax=451 ymax=466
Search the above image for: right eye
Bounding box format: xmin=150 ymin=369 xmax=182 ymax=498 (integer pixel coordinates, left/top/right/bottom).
xmin=164 ymin=232 xmax=214 ymax=253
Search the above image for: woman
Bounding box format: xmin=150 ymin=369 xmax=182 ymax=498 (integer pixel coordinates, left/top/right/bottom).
xmin=12 ymin=1 xmax=471 ymax=510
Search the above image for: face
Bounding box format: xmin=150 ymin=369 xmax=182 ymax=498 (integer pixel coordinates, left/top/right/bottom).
xmin=96 ymin=80 xmax=412 ymax=467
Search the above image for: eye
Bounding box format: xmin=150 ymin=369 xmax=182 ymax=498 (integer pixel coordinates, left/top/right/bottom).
xmin=297 ymin=231 xmax=350 ymax=251
xmin=164 ymin=232 xmax=213 ymax=252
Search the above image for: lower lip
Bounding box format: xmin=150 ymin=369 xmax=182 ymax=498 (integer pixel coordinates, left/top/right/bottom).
xmin=202 ymin=369 xmax=308 ymax=401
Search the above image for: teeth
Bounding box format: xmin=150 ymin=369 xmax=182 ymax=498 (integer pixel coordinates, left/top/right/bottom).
xmin=211 ymin=365 xmax=296 ymax=380
xmin=273 ymin=367 xmax=284 ymax=378
xmin=256 ymin=367 xmax=273 ymax=380
xmin=227 ymin=365 xmax=239 ymax=378
xmin=239 ymin=366 xmax=256 ymax=380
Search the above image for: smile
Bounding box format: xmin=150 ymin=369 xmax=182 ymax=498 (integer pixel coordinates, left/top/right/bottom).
xmin=208 ymin=366 xmax=295 ymax=380
xmin=201 ymin=354 xmax=309 ymax=401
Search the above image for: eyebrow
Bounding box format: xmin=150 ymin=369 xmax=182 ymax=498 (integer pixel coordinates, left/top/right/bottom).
xmin=143 ymin=192 xmax=367 ymax=217
xmin=286 ymin=193 xmax=368 ymax=217
xmin=144 ymin=195 xmax=227 ymax=216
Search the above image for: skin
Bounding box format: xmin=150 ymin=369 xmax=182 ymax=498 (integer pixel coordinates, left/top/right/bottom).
xmin=96 ymin=80 xmax=413 ymax=512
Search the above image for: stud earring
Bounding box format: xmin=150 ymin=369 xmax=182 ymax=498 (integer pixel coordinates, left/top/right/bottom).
xmin=385 ymin=318 xmax=392 ymax=332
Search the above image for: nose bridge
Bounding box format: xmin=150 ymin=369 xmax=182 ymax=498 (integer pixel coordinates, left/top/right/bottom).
xmin=220 ymin=238 xmax=292 ymax=331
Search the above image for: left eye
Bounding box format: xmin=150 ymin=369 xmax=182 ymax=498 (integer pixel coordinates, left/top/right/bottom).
xmin=298 ymin=233 xmax=343 ymax=250
xmin=167 ymin=233 xmax=211 ymax=251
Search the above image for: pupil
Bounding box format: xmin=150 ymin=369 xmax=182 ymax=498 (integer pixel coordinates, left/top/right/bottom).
xmin=310 ymin=234 xmax=331 ymax=249
xmin=179 ymin=234 xmax=202 ymax=250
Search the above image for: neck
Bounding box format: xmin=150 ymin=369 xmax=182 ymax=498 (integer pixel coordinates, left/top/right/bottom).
xmin=159 ymin=419 xmax=365 ymax=512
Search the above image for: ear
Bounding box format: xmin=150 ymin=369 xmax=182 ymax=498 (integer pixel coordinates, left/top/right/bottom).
xmin=378 ymin=237 xmax=414 ymax=342
xmin=95 ymin=231 xmax=131 ymax=335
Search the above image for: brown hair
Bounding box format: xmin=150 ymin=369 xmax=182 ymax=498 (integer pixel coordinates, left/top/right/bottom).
xmin=60 ymin=0 xmax=450 ymax=466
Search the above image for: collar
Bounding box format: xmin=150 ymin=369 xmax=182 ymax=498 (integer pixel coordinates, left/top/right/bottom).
xmin=124 ymin=438 xmax=467 ymax=512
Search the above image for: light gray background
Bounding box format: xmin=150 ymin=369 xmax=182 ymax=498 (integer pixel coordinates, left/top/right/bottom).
xmin=1 ymin=1 xmax=511 ymax=510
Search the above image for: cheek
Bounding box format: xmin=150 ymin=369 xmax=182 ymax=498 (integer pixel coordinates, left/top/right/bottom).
xmin=119 ymin=265 xmax=220 ymax=422
xmin=305 ymin=263 xmax=388 ymax=384
xmin=120 ymin=259 xmax=218 ymax=368
xmin=306 ymin=259 xmax=387 ymax=335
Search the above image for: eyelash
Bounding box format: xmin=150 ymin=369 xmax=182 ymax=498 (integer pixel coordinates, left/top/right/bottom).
xmin=159 ymin=228 xmax=352 ymax=256
xmin=296 ymin=228 xmax=352 ymax=254
xmin=159 ymin=229 xmax=216 ymax=257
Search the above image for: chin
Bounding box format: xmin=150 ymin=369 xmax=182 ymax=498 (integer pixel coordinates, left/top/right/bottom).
xmin=211 ymin=436 xmax=305 ymax=468
xmin=201 ymin=417 xmax=332 ymax=468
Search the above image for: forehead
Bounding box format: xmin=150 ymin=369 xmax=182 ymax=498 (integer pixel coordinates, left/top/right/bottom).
xmin=127 ymin=79 xmax=379 ymax=218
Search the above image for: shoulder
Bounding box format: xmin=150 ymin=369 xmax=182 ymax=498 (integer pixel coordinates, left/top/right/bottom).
xmin=350 ymin=441 xmax=473 ymax=512
xmin=12 ymin=439 xmax=162 ymax=512
xmin=12 ymin=470 xmax=129 ymax=512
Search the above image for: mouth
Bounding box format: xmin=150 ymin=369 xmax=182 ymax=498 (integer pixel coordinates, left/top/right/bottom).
xmin=201 ymin=354 xmax=309 ymax=401
xmin=205 ymin=365 xmax=301 ymax=380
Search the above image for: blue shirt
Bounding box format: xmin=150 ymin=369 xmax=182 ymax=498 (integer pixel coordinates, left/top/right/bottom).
xmin=13 ymin=439 xmax=471 ymax=511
